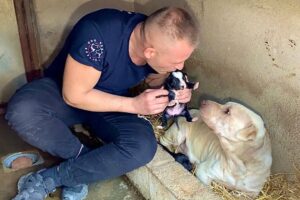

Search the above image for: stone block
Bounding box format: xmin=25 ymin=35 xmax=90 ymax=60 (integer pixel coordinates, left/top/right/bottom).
xmin=127 ymin=166 xmax=151 ymax=199
xmin=127 ymin=147 xmax=221 ymax=200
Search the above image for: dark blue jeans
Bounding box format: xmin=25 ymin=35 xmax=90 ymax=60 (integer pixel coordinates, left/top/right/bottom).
xmin=5 ymin=78 xmax=157 ymax=186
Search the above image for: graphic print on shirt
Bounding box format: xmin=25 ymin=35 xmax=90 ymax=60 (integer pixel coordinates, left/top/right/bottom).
xmin=85 ymin=39 xmax=104 ymax=61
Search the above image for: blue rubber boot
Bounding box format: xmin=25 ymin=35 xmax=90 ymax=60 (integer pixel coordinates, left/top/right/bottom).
xmin=12 ymin=172 xmax=56 ymax=200
xmin=62 ymin=184 xmax=88 ymax=200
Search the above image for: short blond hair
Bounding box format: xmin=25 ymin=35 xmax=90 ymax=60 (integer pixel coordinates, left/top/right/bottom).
xmin=142 ymin=7 xmax=199 ymax=46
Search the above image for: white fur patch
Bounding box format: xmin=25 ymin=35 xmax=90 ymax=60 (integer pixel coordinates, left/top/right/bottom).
xmin=172 ymin=71 xmax=187 ymax=89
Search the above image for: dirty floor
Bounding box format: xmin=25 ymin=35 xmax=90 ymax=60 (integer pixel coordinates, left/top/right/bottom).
xmin=0 ymin=115 xmax=144 ymax=200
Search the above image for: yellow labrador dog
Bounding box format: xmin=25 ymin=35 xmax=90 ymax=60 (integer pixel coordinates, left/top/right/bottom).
xmin=160 ymin=100 xmax=272 ymax=196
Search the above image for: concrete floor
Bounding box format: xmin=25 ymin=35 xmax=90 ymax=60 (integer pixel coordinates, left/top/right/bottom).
xmin=0 ymin=115 xmax=144 ymax=200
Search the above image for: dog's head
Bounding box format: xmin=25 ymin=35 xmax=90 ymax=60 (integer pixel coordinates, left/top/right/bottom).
xmin=200 ymin=100 xmax=272 ymax=195
xmin=164 ymin=70 xmax=188 ymax=91
xmin=200 ymin=100 xmax=265 ymax=144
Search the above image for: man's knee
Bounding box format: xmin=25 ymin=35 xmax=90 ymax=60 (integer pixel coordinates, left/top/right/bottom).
xmin=124 ymin=127 xmax=157 ymax=167
xmin=138 ymin=135 xmax=157 ymax=165
xmin=5 ymin=91 xmax=52 ymax=150
xmin=6 ymin=95 xmax=42 ymax=129
xmin=5 ymin=78 xmax=58 ymax=128
xmin=5 ymin=98 xmax=81 ymax=159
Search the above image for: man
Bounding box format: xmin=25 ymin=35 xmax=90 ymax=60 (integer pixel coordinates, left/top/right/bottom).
xmin=6 ymin=6 xmax=199 ymax=200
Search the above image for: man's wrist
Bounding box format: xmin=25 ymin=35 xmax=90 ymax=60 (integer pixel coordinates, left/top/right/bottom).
xmin=119 ymin=96 xmax=138 ymax=114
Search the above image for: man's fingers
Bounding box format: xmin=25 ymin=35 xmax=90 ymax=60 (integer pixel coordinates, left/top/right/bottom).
xmin=145 ymin=89 xmax=169 ymax=97
xmin=155 ymin=96 xmax=169 ymax=104
xmin=151 ymin=107 xmax=166 ymax=115
xmin=176 ymin=89 xmax=191 ymax=99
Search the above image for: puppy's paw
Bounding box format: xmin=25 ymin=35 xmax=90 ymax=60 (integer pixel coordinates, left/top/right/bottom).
xmin=193 ymin=82 xmax=199 ymax=90
xmin=192 ymin=117 xmax=198 ymax=122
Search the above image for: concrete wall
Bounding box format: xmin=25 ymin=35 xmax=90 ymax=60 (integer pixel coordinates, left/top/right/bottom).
xmin=0 ymin=0 xmax=26 ymax=103
xmin=33 ymin=0 xmax=135 ymax=68
xmin=135 ymin=0 xmax=300 ymax=174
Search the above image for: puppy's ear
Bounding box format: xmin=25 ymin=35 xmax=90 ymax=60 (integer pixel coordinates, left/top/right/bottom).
xmin=184 ymin=74 xmax=189 ymax=82
xmin=237 ymin=124 xmax=257 ymax=141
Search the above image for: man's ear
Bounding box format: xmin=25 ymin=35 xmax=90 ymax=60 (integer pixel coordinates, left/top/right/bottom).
xmin=144 ymin=47 xmax=156 ymax=59
xmin=236 ymin=124 xmax=257 ymax=141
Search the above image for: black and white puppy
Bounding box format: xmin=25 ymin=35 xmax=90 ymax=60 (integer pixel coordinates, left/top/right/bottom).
xmin=158 ymin=70 xmax=199 ymax=129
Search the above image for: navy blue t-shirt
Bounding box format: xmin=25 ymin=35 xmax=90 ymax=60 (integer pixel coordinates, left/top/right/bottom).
xmin=45 ymin=9 xmax=155 ymax=96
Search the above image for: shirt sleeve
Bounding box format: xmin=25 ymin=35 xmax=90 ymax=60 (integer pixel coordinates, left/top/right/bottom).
xmin=68 ymin=18 xmax=106 ymax=71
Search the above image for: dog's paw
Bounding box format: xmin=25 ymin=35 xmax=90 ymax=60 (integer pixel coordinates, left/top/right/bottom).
xmin=193 ymin=82 xmax=199 ymax=90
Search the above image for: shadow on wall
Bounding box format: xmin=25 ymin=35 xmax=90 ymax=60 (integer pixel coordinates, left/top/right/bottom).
xmin=2 ymin=74 xmax=27 ymax=104
xmin=42 ymin=0 xmax=197 ymax=70
xmin=134 ymin=0 xmax=192 ymax=16
xmin=42 ymin=0 xmax=134 ymax=69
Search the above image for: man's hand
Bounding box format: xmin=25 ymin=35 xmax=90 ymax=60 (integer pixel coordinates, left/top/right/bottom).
xmin=174 ymin=89 xmax=192 ymax=104
xmin=175 ymin=82 xmax=199 ymax=104
xmin=133 ymin=89 xmax=169 ymax=115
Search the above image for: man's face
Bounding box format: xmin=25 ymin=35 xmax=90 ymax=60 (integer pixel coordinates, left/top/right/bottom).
xmin=145 ymin=39 xmax=195 ymax=74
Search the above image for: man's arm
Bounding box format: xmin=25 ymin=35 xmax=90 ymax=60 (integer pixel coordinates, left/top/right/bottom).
xmin=62 ymin=55 xmax=169 ymax=115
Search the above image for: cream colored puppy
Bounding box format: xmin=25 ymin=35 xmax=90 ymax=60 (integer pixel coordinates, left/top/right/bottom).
xmin=160 ymin=100 xmax=272 ymax=196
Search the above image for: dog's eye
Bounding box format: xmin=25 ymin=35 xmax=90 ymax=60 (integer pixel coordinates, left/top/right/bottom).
xmin=224 ymin=108 xmax=231 ymax=115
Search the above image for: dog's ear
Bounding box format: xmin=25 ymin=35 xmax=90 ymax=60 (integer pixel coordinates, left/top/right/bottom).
xmin=181 ymin=71 xmax=189 ymax=82
xmin=236 ymin=124 xmax=257 ymax=141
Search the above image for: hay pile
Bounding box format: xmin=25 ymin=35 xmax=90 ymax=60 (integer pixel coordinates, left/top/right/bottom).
xmin=211 ymin=173 xmax=300 ymax=200
xmin=145 ymin=114 xmax=300 ymax=200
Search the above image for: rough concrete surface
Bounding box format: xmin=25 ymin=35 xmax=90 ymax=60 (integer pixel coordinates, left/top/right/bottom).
xmin=127 ymin=146 xmax=220 ymax=200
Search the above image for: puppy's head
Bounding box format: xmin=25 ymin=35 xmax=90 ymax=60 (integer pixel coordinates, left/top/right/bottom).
xmin=199 ymin=100 xmax=265 ymax=143
xmin=165 ymin=70 xmax=188 ymax=90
